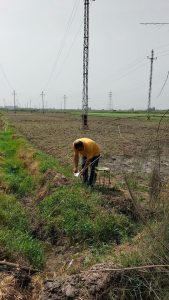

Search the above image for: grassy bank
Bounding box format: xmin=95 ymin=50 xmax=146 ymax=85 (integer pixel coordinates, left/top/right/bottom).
xmin=0 ymin=119 xmax=135 ymax=269
xmin=0 ymin=129 xmax=45 ymax=268
xmin=1 ymin=113 xmax=169 ymax=298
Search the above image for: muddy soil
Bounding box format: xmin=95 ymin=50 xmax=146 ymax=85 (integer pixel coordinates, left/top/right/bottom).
xmin=106 ymin=154 xmax=169 ymax=177
xmin=40 ymin=265 xmax=113 ymax=300
xmin=7 ymin=112 xmax=169 ymax=180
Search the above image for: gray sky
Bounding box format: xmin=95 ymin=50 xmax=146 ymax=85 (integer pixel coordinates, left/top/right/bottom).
xmin=0 ymin=0 xmax=169 ymax=110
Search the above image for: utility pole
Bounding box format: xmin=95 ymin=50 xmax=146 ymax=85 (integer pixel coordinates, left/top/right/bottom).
xmin=40 ymin=91 xmax=45 ymax=113
xmin=12 ymin=90 xmax=16 ymax=113
xmin=82 ymin=0 xmax=95 ymax=129
xmin=63 ymin=94 xmax=67 ymax=111
xmin=147 ymin=50 xmax=157 ymax=120
xmin=140 ymin=22 xmax=168 ymax=119
xmin=108 ymin=91 xmax=113 ymax=110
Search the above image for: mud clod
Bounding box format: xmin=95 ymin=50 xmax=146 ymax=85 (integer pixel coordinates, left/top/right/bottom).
xmin=40 ymin=266 xmax=112 ymax=300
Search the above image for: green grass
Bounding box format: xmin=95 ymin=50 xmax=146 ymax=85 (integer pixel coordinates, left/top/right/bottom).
xmin=0 ymin=194 xmax=29 ymax=230
xmin=0 ymin=130 xmax=37 ymax=197
xmin=89 ymin=112 xmax=147 ymax=118
xmin=0 ymin=193 xmax=45 ymax=268
xmin=0 ymin=228 xmax=45 ymax=269
xmin=35 ymin=150 xmax=72 ymax=177
xmin=0 ymin=126 xmax=134 ymax=268
xmin=125 ymin=172 xmax=150 ymax=194
xmin=1 ymin=112 xmax=169 ymax=298
xmin=3 ymin=159 xmax=36 ymax=196
xmin=0 ymin=128 xmax=45 ymax=268
xmin=39 ymin=184 xmax=134 ymax=244
xmin=71 ymin=110 xmax=169 ymax=120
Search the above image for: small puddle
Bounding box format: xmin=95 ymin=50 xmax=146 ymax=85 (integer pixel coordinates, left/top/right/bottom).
xmin=105 ymin=155 xmax=169 ymax=176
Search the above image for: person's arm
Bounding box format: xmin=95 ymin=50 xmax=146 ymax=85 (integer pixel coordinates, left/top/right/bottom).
xmin=73 ymin=152 xmax=79 ymax=173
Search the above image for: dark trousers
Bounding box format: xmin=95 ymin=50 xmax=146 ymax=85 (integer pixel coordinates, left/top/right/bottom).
xmin=82 ymin=155 xmax=100 ymax=186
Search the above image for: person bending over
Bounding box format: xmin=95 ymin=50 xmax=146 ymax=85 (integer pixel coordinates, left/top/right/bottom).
xmin=73 ymin=137 xmax=100 ymax=187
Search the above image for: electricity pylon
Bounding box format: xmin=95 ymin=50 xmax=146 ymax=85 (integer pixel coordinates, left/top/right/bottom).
xmin=82 ymin=0 xmax=95 ymax=129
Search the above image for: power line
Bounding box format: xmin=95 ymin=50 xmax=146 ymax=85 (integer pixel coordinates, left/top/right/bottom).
xmin=0 ymin=64 xmax=13 ymax=91
xmin=158 ymin=53 xmax=169 ymax=58
xmin=98 ymin=56 xmax=146 ymax=84
xmin=111 ymin=61 xmax=147 ymax=83
xmin=140 ymin=23 xmax=169 ymax=25
xmin=48 ymin=20 xmax=83 ymax=87
xmin=154 ymin=42 xmax=169 ymax=50
xmin=44 ymin=0 xmax=80 ymax=90
xmin=157 ymin=71 xmax=169 ymax=98
xmin=156 ymin=48 xmax=169 ymax=54
xmin=119 ymin=71 xmax=168 ymax=96
xmin=100 ymin=44 xmax=169 ymax=85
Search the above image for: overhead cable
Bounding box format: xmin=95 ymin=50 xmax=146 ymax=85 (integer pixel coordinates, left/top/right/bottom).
xmin=44 ymin=0 xmax=80 ymax=90
xmin=0 ymin=64 xmax=13 ymax=91
xmin=49 ymin=21 xmax=83 ymax=86
xmin=157 ymin=71 xmax=169 ymax=98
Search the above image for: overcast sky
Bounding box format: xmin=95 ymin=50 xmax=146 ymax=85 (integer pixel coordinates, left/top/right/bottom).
xmin=0 ymin=0 xmax=169 ymax=110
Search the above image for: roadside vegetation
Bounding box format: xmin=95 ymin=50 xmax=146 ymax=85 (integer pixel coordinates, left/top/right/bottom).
xmin=0 ymin=116 xmax=135 ymax=269
xmin=0 ymin=128 xmax=45 ymax=268
xmin=1 ymin=111 xmax=169 ymax=299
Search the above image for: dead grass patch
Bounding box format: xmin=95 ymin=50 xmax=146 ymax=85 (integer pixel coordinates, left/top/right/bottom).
xmin=0 ymin=273 xmax=31 ymax=300
xmin=18 ymin=149 xmax=39 ymax=176
xmin=36 ymin=169 xmax=70 ymax=203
